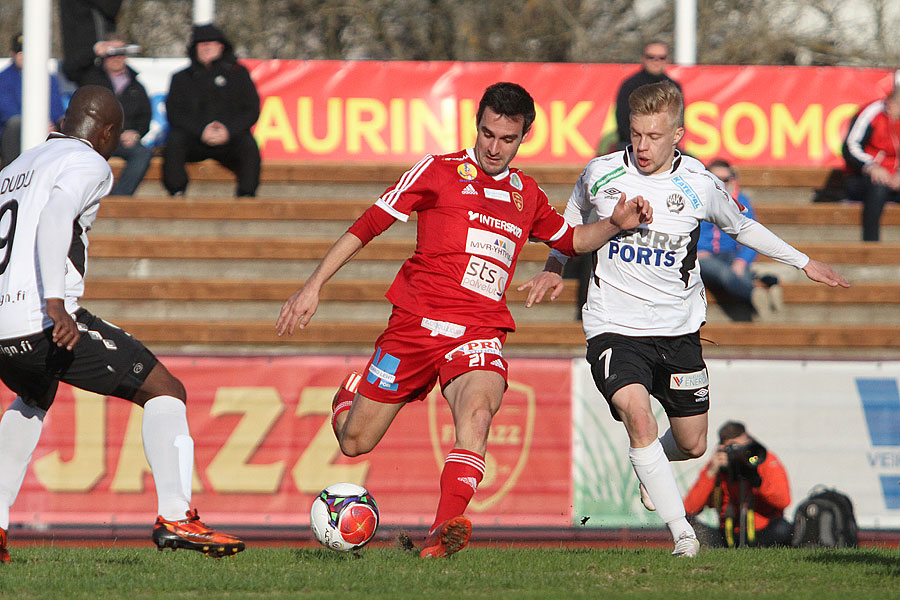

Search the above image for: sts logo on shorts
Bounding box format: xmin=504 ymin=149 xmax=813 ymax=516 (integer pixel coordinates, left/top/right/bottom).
xmin=367 ymin=347 xmax=400 ymax=391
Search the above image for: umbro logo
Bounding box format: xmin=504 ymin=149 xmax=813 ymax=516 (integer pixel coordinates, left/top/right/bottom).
xmin=462 ymin=184 xmax=478 ymax=195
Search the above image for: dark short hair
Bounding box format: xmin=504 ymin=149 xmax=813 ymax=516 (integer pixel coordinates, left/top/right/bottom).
xmin=476 ymin=82 xmax=536 ymax=135
xmin=12 ymin=33 xmax=22 ymax=53
xmin=718 ymin=421 xmax=747 ymax=443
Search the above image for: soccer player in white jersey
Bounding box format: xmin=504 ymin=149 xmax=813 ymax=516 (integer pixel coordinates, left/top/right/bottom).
xmin=0 ymin=86 xmax=244 ymax=562
xmin=522 ymin=81 xmax=849 ymax=557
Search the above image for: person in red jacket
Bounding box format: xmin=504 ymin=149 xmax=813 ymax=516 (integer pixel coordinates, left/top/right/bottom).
xmin=842 ymin=74 xmax=900 ymax=242
xmin=683 ymin=421 xmax=792 ymax=547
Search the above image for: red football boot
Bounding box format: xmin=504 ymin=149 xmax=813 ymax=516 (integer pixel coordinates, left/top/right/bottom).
xmin=420 ymin=515 xmax=472 ymax=558
xmin=152 ymin=509 xmax=245 ymax=558
xmin=0 ymin=528 xmax=10 ymax=564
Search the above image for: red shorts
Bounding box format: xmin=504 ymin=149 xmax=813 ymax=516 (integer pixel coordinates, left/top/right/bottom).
xmin=357 ymin=307 xmax=509 ymax=404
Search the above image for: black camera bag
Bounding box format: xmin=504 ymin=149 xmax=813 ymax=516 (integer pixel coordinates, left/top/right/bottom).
xmin=791 ymin=486 xmax=859 ymax=548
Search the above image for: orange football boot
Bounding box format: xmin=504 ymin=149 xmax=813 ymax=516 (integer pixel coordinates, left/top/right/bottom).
xmin=0 ymin=528 xmax=10 ymax=564
xmin=420 ymin=515 xmax=472 ymax=558
xmin=152 ymin=509 xmax=245 ymax=558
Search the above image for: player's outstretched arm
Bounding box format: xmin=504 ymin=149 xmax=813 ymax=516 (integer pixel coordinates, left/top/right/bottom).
xmin=276 ymin=232 xmax=364 ymax=336
xmin=802 ymin=258 xmax=850 ymax=288
xmin=572 ymin=193 xmax=652 ymax=254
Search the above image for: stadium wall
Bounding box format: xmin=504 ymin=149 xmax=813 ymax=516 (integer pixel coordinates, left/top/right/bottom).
xmin=3 ymin=356 xmax=898 ymax=534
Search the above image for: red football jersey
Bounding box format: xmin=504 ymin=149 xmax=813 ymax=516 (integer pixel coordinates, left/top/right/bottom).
xmin=357 ymin=148 xmax=574 ymax=330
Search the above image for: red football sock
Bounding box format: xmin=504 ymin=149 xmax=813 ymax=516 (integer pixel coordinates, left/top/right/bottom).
xmin=429 ymin=449 xmax=485 ymax=534
xmin=331 ymin=372 xmax=361 ymax=438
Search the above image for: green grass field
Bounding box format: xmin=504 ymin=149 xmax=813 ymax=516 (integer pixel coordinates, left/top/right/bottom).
xmin=1 ymin=543 xmax=898 ymax=599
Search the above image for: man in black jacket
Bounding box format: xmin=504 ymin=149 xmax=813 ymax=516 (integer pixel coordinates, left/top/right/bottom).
xmin=613 ymin=41 xmax=682 ymax=150
xmin=78 ymin=33 xmax=153 ymax=196
xmin=163 ymin=24 xmax=261 ymax=197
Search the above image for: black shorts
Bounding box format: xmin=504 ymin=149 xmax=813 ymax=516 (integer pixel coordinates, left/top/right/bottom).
xmin=585 ymin=331 xmax=710 ymax=421
xmin=0 ymin=309 xmax=158 ymax=411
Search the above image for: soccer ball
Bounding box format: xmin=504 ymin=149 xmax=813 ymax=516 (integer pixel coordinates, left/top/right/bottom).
xmin=310 ymin=483 xmax=379 ymax=551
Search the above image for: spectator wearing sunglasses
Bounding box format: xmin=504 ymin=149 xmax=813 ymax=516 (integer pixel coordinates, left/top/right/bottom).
xmin=613 ymin=41 xmax=682 ymax=151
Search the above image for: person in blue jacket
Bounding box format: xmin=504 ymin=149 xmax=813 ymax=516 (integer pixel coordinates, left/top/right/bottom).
xmin=0 ymin=33 xmax=66 ymax=168
xmin=699 ymin=159 xmax=782 ymax=321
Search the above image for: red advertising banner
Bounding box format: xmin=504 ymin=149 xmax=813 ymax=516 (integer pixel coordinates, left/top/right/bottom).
xmin=246 ymin=60 xmax=892 ymax=167
xmin=1 ymin=356 xmax=571 ymax=530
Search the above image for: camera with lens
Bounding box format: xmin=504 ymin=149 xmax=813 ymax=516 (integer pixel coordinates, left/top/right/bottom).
xmin=720 ymin=440 xmax=767 ymax=487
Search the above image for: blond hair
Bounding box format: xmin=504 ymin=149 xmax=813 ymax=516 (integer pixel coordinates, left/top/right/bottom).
xmin=628 ymin=81 xmax=684 ymax=128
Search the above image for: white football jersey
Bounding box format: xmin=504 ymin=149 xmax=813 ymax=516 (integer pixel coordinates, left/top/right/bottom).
xmin=564 ymin=148 xmax=800 ymax=338
xmin=0 ymin=136 xmax=112 ymax=339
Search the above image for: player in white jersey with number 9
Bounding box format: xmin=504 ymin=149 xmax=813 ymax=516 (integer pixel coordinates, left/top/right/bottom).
xmin=522 ymin=81 xmax=849 ymax=557
xmin=0 ymin=86 xmax=244 ymax=561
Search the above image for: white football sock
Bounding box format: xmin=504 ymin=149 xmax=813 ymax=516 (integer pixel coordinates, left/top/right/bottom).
xmin=659 ymin=428 xmax=692 ymax=462
xmin=142 ymin=395 xmax=193 ymax=521
xmin=0 ymin=398 xmax=46 ymax=530
xmin=629 ymin=439 xmax=695 ymax=541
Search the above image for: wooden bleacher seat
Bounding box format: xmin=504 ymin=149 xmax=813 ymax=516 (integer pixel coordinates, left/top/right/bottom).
xmin=98 ymin=197 xmax=900 ymax=226
xmin=82 ymin=278 xmax=900 ymax=306
xmin=112 ymin=157 xmax=837 ymax=188
xmin=101 ymin=319 xmax=900 ymax=350
xmin=87 ymin=235 xmax=900 ymax=265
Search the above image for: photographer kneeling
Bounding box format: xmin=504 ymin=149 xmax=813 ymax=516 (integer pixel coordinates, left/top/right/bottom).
xmin=683 ymin=421 xmax=792 ymax=547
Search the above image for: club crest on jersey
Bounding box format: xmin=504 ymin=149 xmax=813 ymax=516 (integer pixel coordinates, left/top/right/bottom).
xmin=512 ymin=192 xmax=523 ymax=211
xmin=509 ymin=172 xmax=523 ymax=190
xmin=666 ymin=193 xmax=685 ymax=214
xmin=458 ymin=163 xmax=477 ymax=181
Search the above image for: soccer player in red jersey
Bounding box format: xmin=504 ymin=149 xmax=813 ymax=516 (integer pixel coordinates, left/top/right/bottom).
xmin=276 ymin=82 xmax=652 ymax=558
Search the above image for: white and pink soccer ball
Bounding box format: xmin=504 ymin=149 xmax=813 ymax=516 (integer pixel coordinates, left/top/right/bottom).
xmin=310 ymin=483 xmax=379 ymax=551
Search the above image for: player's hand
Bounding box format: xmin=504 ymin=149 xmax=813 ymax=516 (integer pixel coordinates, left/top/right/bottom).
xmin=45 ymin=298 xmax=80 ymax=351
xmin=706 ymin=448 xmax=729 ymax=477
xmin=868 ymin=164 xmax=894 ymax=187
xmin=276 ymin=286 xmax=320 ymax=336
xmin=120 ymin=130 xmax=141 ymax=147
xmin=518 ymin=271 xmax=564 ymax=308
xmin=802 ymin=259 xmax=850 ymax=288
xmin=609 ymin=193 xmax=653 ymax=230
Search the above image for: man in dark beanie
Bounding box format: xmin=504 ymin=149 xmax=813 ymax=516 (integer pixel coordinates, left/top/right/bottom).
xmin=162 ymin=24 xmax=261 ymax=197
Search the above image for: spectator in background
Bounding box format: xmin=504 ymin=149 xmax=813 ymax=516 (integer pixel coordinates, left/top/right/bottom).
xmin=59 ymin=0 xmax=123 ymax=85
xmin=75 ymin=33 xmax=152 ymax=196
xmin=842 ymin=72 xmax=900 ymax=242
xmin=0 ymin=33 xmax=65 ymax=169
xmin=613 ymin=41 xmax=682 ymax=151
xmin=163 ymin=24 xmax=261 ymax=197
xmin=684 ymin=421 xmax=792 ymax=548
xmin=699 ymin=159 xmax=783 ymax=321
